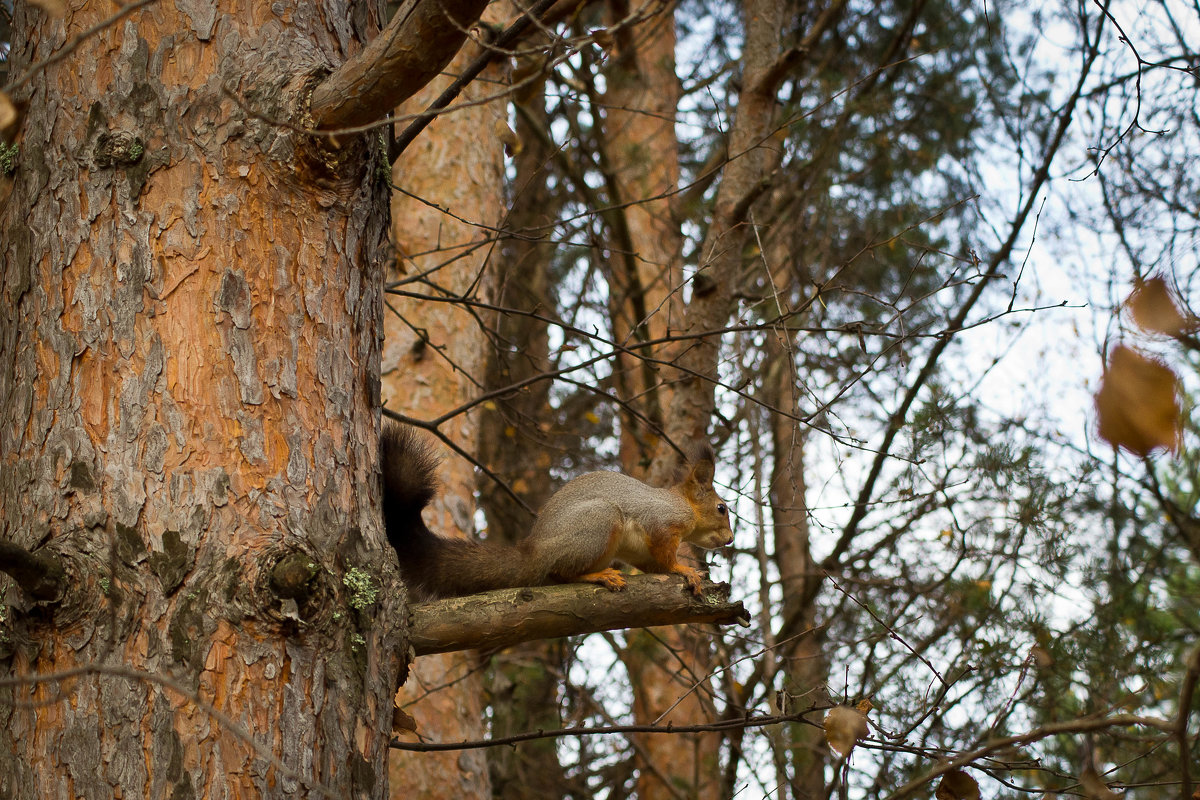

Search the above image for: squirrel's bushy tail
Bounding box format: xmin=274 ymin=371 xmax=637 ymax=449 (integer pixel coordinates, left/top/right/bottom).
xmin=381 ymin=424 xmax=537 ymax=599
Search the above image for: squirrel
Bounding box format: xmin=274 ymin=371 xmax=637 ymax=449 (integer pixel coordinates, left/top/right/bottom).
xmin=381 ymin=424 xmax=734 ymax=600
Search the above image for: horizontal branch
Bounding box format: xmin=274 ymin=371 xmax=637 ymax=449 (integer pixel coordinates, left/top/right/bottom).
xmin=393 ymin=706 xmax=825 ymax=751
xmin=884 ymin=713 xmax=1174 ymax=800
xmin=408 ymin=574 xmax=749 ymax=656
xmin=0 ymin=540 xmax=65 ymax=602
xmin=309 ymin=0 xmax=490 ymax=131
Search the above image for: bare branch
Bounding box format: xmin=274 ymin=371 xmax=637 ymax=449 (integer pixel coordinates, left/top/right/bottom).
xmin=309 ymin=0 xmax=491 ymax=131
xmin=884 ymin=714 xmax=1175 ymax=800
xmin=389 ymin=0 xmax=562 ymax=158
xmin=392 ymin=706 xmax=826 ymax=751
xmin=408 ymin=574 xmax=749 ymax=656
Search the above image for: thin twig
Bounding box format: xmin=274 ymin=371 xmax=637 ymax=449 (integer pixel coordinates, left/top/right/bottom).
xmin=392 ymin=706 xmax=827 ymax=751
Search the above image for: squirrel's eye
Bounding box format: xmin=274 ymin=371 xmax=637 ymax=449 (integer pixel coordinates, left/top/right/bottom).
xmin=717 ymin=503 xmax=727 ymax=515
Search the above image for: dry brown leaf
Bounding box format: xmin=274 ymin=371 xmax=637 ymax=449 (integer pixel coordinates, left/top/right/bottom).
xmin=0 ymin=93 xmax=17 ymax=133
xmin=1030 ymin=644 xmax=1053 ymax=668
xmin=590 ymin=28 xmax=616 ymax=51
xmin=1127 ymin=276 xmax=1191 ymax=336
xmin=935 ymin=769 xmax=980 ymax=800
xmin=1095 ymin=345 xmax=1181 ymax=456
xmin=824 ymin=705 xmax=868 ymax=756
xmin=391 ymin=706 xmax=419 ymax=736
xmin=1078 ymin=764 xmax=1122 ymax=799
xmin=494 ymin=119 xmax=521 ymax=158
xmin=511 ymin=58 xmax=550 ymax=104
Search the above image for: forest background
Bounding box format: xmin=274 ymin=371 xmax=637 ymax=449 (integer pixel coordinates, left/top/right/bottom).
xmin=0 ymin=0 xmax=1197 ymax=797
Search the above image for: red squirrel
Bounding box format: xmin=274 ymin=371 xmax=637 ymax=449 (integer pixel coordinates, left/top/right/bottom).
xmin=381 ymin=425 xmax=733 ymax=599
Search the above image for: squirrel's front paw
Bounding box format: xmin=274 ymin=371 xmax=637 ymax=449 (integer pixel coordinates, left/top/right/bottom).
xmin=578 ymin=568 xmax=628 ymax=592
xmin=672 ymin=565 xmax=705 ymax=595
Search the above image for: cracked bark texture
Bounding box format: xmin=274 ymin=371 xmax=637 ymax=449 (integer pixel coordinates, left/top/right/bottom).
xmin=0 ymin=1 xmax=407 ymax=797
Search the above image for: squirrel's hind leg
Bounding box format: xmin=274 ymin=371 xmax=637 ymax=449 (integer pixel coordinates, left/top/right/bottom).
xmin=540 ymin=502 xmax=627 ymax=591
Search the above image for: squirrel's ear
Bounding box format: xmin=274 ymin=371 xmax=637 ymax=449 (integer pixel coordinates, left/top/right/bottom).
xmin=688 ymin=446 xmax=716 ymax=486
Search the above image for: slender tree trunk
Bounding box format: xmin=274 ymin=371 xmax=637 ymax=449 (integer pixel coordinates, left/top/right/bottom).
xmin=597 ymin=0 xmax=684 ymax=466
xmin=476 ymin=38 xmax=558 ymax=550
xmin=764 ymin=332 xmax=828 ymax=799
xmin=621 ymin=625 xmax=725 ymax=800
xmin=475 ymin=44 xmax=575 ymax=800
xmin=594 ymin=4 xmax=725 ymax=797
xmin=648 ymin=0 xmax=786 ymax=471
xmin=383 ymin=32 xmax=505 ymax=800
xmin=0 ymin=1 xmax=404 ymax=797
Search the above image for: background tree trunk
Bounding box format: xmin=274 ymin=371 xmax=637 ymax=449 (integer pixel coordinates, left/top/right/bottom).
xmin=475 ymin=37 xmax=576 ymax=799
xmin=0 ymin=1 xmax=404 ymax=796
xmin=383 ymin=29 xmax=506 ymax=800
xmin=765 ymin=332 xmax=827 ymax=798
xmin=597 ymin=3 xmax=727 ymax=796
xmin=597 ymin=0 xmax=684 ymax=466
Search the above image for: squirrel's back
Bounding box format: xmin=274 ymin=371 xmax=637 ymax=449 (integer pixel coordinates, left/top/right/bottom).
xmin=531 ymin=471 xmax=691 ymax=539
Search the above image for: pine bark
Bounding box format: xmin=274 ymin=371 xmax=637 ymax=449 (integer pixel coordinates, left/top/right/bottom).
xmin=0 ymin=1 xmax=406 ymax=797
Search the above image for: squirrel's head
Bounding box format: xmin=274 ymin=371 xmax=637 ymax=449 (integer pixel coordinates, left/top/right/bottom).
xmin=677 ymin=447 xmax=734 ymax=550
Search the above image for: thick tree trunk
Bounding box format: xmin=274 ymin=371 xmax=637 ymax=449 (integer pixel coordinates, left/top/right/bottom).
xmin=383 ymin=32 xmax=505 ymax=800
xmin=0 ymin=2 xmax=404 ymax=798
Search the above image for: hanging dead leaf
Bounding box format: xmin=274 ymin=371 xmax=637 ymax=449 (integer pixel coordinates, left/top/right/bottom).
xmin=1095 ymin=345 xmax=1181 ymax=456
xmin=590 ymin=28 xmax=616 ymax=52
xmin=494 ymin=118 xmax=521 ymax=158
xmin=391 ymin=706 xmax=419 ymax=736
xmin=1127 ymin=275 xmax=1192 ymax=336
xmin=511 ymin=57 xmax=550 ymax=105
xmin=0 ymin=92 xmax=17 ymax=133
xmin=824 ymin=704 xmax=868 ymax=756
xmin=935 ymin=769 xmax=980 ymax=800
xmin=1030 ymin=644 xmax=1053 ymax=669
xmin=1078 ymin=764 xmax=1122 ymax=799
xmin=28 ymin=0 xmax=68 ymax=17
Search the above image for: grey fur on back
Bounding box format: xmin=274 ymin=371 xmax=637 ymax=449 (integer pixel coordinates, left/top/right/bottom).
xmin=530 ymin=471 xmax=691 ymax=540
